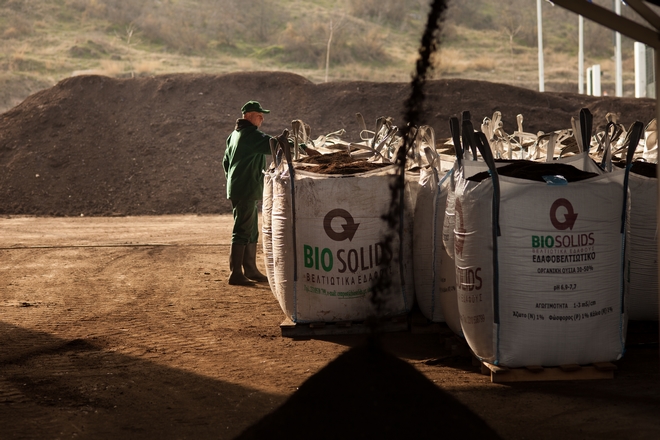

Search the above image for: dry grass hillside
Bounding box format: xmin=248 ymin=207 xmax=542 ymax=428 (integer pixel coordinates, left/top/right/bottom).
xmin=0 ymin=0 xmax=650 ymax=113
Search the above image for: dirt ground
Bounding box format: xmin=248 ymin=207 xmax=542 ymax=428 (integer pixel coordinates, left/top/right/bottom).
xmin=0 ymin=215 xmax=658 ymax=440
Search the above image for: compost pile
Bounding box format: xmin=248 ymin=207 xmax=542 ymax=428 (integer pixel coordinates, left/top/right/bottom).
xmin=294 ymin=151 xmax=390 ymax=174
xmin=0 ymin=71 xmax=655 ymax=216
xmin=467 ymin=161 xmax=601 ymax=183
xmin=620 ymin=160 xmax=657 ymax=178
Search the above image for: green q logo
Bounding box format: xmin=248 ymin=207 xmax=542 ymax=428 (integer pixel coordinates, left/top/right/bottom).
xmin=323 ymin=209 xmax=360 ymax=241
xmin=550 ymin=198 xmax=578 ymax=230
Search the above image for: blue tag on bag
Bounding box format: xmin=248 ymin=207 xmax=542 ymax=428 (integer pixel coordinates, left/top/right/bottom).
xmin=542 ymin=175 xmax=568 ymax=185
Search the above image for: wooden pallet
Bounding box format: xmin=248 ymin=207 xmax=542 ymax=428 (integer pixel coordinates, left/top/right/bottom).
xmin=479 ymin=360 xmax=617 ymax=383
xmin=280 ymin=315 xmax=409 ymax=338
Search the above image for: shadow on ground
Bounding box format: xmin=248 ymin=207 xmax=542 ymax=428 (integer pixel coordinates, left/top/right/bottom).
xmin=0 ymin=322 xmax=284 ymax=439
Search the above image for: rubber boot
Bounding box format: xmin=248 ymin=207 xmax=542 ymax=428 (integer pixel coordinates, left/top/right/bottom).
xmin=243 ymin=243 xmax=269 ymax=282
xmin=228 ymin=244 xmax=256 ymax=286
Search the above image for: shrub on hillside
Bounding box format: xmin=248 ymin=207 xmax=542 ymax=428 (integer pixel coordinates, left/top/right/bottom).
xmin=278 ymin=21 xmax=326 ymax=67
xmin=71 ymin=0 xmax=213 ymax=50
xmin=346 ymin=28 xmax=389 ymax=64
xmin=346 ymin=0 xmax=426 ymax=27
xmin=72 ymin=0 xmax=284 ymax=51
xmin=0 ymin=14 xmax=32 ymax=39
xmin=278 ymin=18 xmax=389 ymax=68
xmin=445 ymin=0 xmax=495 ymax=31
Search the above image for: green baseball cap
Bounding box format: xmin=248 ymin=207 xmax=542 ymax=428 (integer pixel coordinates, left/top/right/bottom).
xmin=241 ymin=101 xmax=270 ymax=114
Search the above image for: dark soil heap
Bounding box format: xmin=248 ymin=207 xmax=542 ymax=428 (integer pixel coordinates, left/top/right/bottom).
xmin=468 ymin=161 xmax=601 ymax=183
xmin=0 ymin=72 xmax=654 ymax=216
xmin=295 ymin=151 xmax=391 ymax=174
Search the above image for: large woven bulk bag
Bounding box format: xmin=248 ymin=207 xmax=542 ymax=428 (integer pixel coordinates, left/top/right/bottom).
xmin=600 ymin=120 xmax=658 ymax=321
xmin=262 ymin=168 xmax=276 ymax=292
xmin=442 ymin=163 xmax=459 ymax=260
xmin=269 ymin=158 xmax=415 ymax=323
xmin=443 ymin=108 xmax=602 ymax=261
xmin=453 ymin=131 xmax=638 ymax=368
xmin=623 ymin=162 xmax=658 ymax=321
xmin=442 ymin=117 xmax=468 ymax=260
xmin=413 ymin=150 xmax=461 ymax=334
xmin=642 ymin=118 xmax=657 ymax=163
xmin=269 ymin=164 xmax=295 ymax=317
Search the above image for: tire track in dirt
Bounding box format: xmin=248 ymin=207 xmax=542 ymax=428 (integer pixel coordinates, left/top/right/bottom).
xmin=0 ymin=378 xmax=30 ymax=404
xmin=0 ymin=221 xmax=315 ymax=436
xmin=1 ymin=244 xmax=326 ymax=394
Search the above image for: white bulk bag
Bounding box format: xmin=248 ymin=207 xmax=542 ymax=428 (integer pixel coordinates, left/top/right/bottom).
xmin=444 ymin=150 xmax=602 ymax=262
xmin=262 ymin=169 xmax=276 ymax=292
xmin=593 ymin=121 xmax=657 ymax=321
xmin=602 ymin=121 xmax=658 ymax=321
xmin=624 ymin=166 xmax=659 ymax=321
xmin=642 ymin=119 xmax=657 ymax=163
xmin=442 ymin=163 xmax=459 ymax=260
xmin=268 ymin=161 xmax=415 ymax=323
xmin=442 ymin=116 xmax=469 ymax=260
xmin=444 ymin=107 xmax=600 ymax=260
xmin=454 ymin=133 xmax=633 ymax=368
xmin=406 ymin=171 xmax=421 ymax=213
xmin=413 ymin=156 xmax=462 ymax=335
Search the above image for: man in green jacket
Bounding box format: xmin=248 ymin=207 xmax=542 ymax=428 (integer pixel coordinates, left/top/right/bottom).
xmin=223 ymin=100 xmax=273 ymax=285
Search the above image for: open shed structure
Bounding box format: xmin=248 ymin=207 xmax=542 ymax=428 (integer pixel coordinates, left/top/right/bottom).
xmin=551 ymin=0 xmax=660 ymax=352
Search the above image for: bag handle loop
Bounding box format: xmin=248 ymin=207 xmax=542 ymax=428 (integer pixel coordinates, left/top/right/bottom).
xmin=449 ymin=116 xmax=464 ymax=168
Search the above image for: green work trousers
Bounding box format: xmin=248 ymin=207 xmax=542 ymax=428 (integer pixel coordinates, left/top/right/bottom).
xmin=231 ymin=199 xmax=259 ymax=244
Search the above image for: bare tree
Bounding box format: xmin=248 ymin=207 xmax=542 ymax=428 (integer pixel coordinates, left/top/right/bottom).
xmin=325 ymin=16 xmax=346 ymax=82
xmin=125 ymin=22 xmax=137 ymax=45
xmin=499 ymin=2 xmax=528 ymax=84
xmin=501 ymin=6 xmax=523 ymax=58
